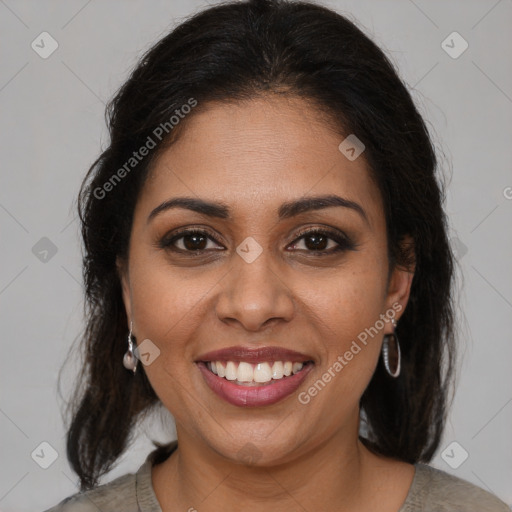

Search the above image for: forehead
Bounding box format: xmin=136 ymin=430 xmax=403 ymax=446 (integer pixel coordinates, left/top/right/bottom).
xmin=137 ymin=96 xmax=383 ymax=226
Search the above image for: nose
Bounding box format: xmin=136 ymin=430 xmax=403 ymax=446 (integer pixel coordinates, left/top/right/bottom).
xmin=215 ymin=247 xmax=295 ymax=332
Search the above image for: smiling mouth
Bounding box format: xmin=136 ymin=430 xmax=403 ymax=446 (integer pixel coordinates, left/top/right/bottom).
xmin=200 ymin=360 xmax=315 ymax=386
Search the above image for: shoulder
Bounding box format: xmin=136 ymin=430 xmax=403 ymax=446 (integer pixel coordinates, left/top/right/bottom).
xmin=403 ymin=463 xmax=510 ymax=512
xmin=41 ymin=471 xmax=138 ymax=512
xmin=42 ymin=441 xmax=176 ymax=512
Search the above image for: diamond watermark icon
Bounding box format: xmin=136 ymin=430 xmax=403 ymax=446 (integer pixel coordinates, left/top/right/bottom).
xmin=441 ymin=441 xmax=469 ymax=469
xmin=31 ymin=441 xmax=59 ymax=469
xmin=236 ymin=236 xmax=263 ymax=264
xmin=236 ymin=442 xmax=263 ymax=464
xmin=450 ymin=237 xmax=468 ymax=260
xmin=32 ymin=237 xmax=58 ymax=263
xmin=31 ymin=32 xmax=59 ymax=59
xmin=338 ymin=134 xmax=365 ymax=161
xmin=441 ymin=32 xmax=468 ymax=59
xmin=134 ymin=338 xmax=161 ymax=366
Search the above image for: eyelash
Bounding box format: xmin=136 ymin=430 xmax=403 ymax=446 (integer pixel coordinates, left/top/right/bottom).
xmin=158 ymin=226 xmax=357 ymax=256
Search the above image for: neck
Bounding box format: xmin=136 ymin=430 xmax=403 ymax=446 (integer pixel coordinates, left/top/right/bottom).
xmin=152 ymin=414 xmax=386 ymax=512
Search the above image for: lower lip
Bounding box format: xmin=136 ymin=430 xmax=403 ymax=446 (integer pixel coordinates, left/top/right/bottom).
xmin=196 ymin=362 xmax=314 ymax=407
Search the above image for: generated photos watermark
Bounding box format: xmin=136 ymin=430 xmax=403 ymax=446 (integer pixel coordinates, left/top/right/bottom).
xmin=93 ymin=97 xmax=198 ymax=200
xmin=298 ymin=302 xmax=402 ymax=404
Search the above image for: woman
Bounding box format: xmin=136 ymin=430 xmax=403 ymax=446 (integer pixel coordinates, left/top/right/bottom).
xmin=44 ymin=0 xmax=509 ymax=510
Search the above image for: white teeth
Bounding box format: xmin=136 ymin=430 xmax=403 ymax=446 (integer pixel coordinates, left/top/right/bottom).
xmin=216 ymin=361 xmax=225 ymax=378
xmin=271 ymin=361 xmax=284 ymax=379
xmin=254 ymin=362 xmax=273 ymax=383
xmin=206 ymin=360 xmax=306 ymax=384
xmin=237 ymin=362 xmax=254 ymax=382
xmin=225 ymin=361 xmax=238 ymax=381
xmin=292 ymin=362 xmax=303 ymax=374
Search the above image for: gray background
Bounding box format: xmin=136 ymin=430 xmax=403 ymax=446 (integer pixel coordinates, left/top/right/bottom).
xmin=1 ymin=0 xmax=511 ymax=510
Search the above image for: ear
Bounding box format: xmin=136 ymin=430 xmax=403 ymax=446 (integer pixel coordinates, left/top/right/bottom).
xmin=116 ymin=256 xmax=132 ymax=325
xmin=384 ymin=236 xmax=415 ymax=333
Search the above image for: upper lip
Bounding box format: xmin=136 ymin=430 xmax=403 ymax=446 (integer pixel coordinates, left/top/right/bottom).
xmin=195 ymin=346 xmax=314 ymax=363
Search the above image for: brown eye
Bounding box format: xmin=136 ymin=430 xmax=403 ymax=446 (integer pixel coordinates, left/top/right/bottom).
xmin=158 ymin=227 xmax=356 ymax=256
xmin=160 ymin=229 xmax=224 ymax=252
xmin=298 ymin=232 xmax=331 ymax=251
xmin=288 ymin=228 xmax=356 ymax=254
xmin=180 ymin=232 xmax=208 ymax=251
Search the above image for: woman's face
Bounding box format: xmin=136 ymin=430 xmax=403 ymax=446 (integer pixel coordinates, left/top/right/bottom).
xmin=118 ymin=95 xmax=413 ymax=464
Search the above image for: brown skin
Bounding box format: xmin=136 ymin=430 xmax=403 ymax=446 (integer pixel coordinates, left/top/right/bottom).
xmin=118 ymin=95 xmax=415 ymax=511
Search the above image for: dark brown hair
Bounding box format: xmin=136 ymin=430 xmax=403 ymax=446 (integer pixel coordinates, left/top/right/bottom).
xmin=63 ymin=0 xmax=456 ymax=491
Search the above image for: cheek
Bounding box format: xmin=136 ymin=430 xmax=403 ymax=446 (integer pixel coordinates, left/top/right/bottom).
xmin=308 ymin=255 xmax=388 ymax=326
xmin=310 ymin=288 xmax=385 ymax=365
xmin=129 ymin=251 xmax=208 ymax=337
xmin=127 ymin=261 xmax=200 ymax=412
xmin=298 ymin=260 xmax=388 ymax=387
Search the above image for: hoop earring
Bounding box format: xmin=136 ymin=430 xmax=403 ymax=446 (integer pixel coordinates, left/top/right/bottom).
xmin=382 ymin=318 xmax=401 ymax=378
xmin=123 ymin=320 xmax=138 ymax=374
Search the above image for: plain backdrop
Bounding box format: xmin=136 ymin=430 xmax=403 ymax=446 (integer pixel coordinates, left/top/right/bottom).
xmin=0 ymin=0 xmax=511 ymax=510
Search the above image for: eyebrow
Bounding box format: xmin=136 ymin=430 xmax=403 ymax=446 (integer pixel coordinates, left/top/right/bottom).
xmin=147 ymin=194 xmax=369 ymax=225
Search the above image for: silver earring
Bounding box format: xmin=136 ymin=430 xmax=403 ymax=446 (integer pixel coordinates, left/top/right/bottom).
xmin=123 ymin=321 xmax=138 ymax=374
xmin=382 ymin=318 xmax=401 ymax=378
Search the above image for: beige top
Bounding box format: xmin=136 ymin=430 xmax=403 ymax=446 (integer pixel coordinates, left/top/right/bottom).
xmin=44 ymin=441 xmax=509 ymax=511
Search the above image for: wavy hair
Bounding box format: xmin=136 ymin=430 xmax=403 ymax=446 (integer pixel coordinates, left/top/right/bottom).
xmin=62 ymin=0 xmax=457 ymax=491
